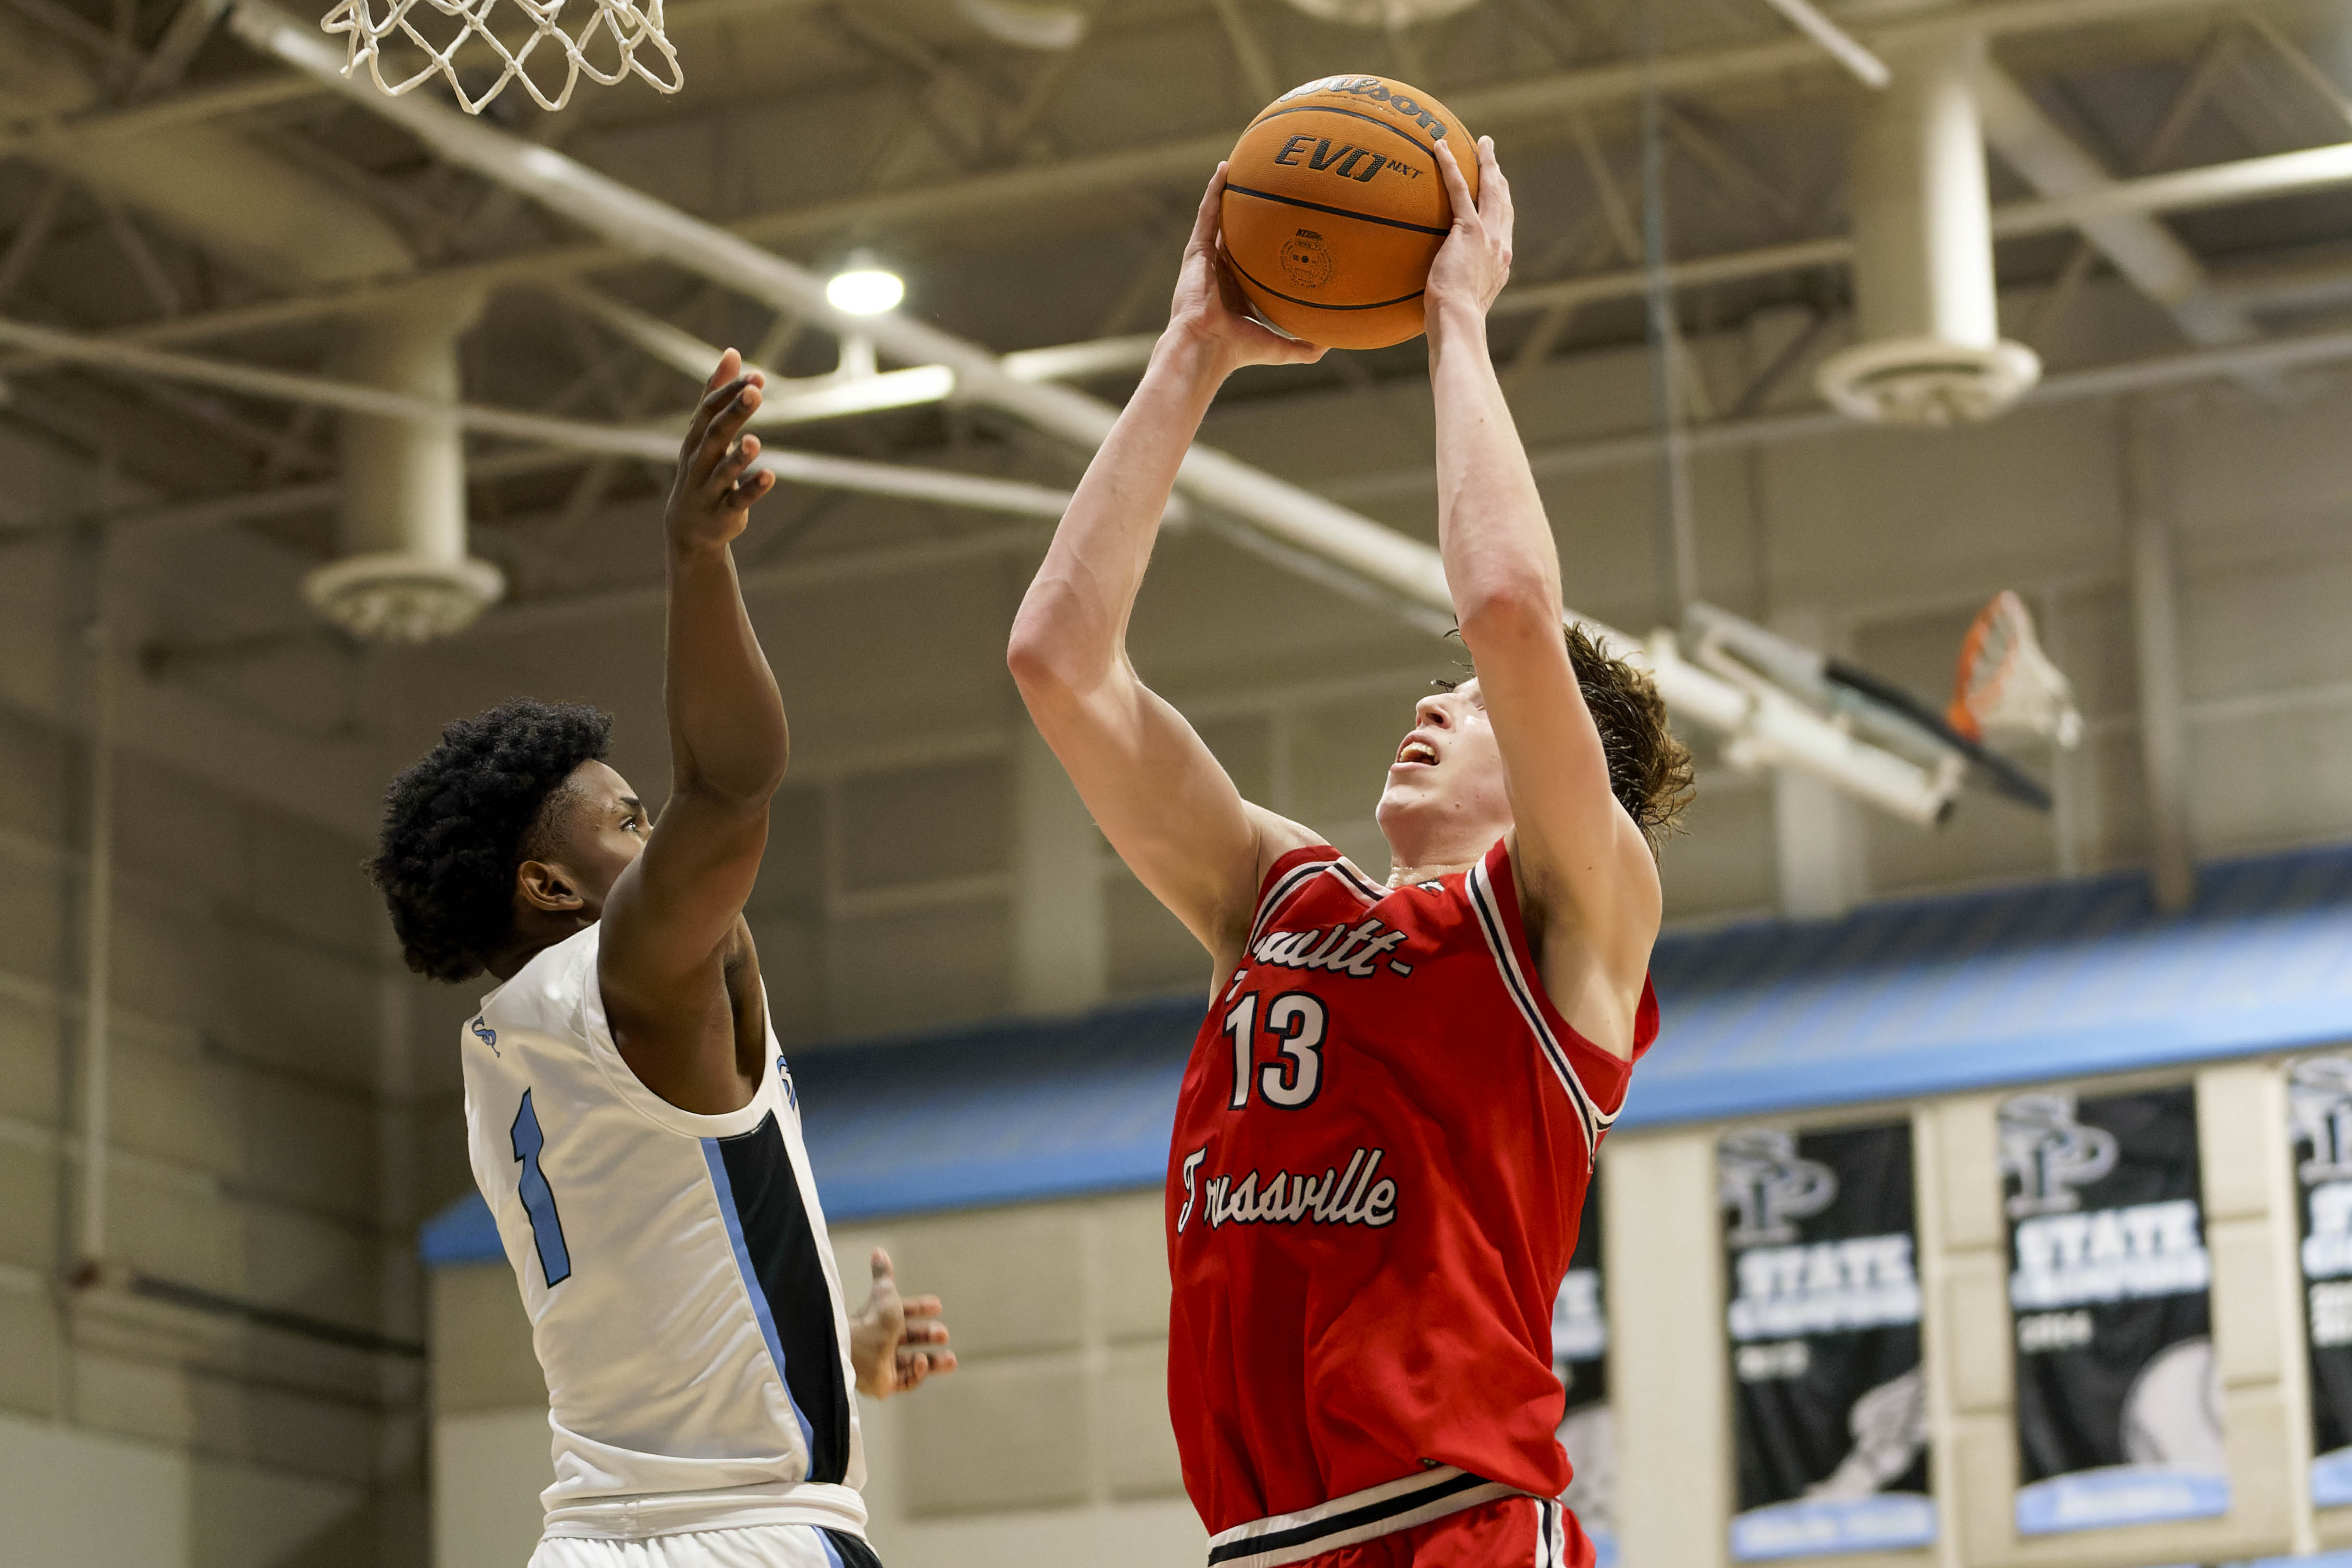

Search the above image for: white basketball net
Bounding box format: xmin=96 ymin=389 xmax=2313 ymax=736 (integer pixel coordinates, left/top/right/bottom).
xmin=1950 ymin=590 xmax=2083 ymax=749
xmin=321 ymin=0 xmax=682 ymax=114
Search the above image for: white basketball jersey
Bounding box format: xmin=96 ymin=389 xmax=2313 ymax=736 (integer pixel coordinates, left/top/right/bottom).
xmin=460 ymin=923 xmax=867 ymax=1541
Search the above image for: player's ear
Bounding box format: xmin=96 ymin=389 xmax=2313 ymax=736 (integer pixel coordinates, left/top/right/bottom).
xmin=516 ymin=858 xmax=585 ymax=913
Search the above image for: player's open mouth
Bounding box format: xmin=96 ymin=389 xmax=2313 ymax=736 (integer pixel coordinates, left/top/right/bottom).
xmin=1395 ymin=737 xmax=1439 ymax=767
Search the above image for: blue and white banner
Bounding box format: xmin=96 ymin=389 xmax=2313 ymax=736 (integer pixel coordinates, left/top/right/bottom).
xmin=2289 ymin=1057 xmax=2352 ymax=1510
xmin=1728 ymin=1495 xmax=1939 ymax=1560
xmin=2002 ymin=1085 xmax=2227 ymax=1536
xmin=1720 ymin=1121 xmax=1934 ymax=1560
xmin=1553 ymin=1178 xmax=1615 ymax=1566
xmin=2014 ymin=1465 xmax=2230 ymax=1534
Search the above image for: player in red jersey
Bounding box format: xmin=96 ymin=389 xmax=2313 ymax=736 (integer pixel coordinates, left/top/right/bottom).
xmin=1008 ymin=137 xmax=1692 ymax=1568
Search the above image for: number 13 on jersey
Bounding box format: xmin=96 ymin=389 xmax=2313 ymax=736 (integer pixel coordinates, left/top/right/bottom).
xmin=1222 ymin=992 xmax=1328 ymax=1110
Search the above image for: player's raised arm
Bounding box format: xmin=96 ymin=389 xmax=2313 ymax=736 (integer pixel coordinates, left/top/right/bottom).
xmin=1425 ymin=139 xmax=1661 ymax=1057
xmin=599 ymin=349 xmax=790 ymax=1108
xmin=1007 ymin=167 xmax=1326 ymax=967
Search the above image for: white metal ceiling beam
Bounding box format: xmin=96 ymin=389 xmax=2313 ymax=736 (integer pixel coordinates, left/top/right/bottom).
xmin=1322 ymin=314 xmax=2352 ymax=501
xmin=555 ymin=283 xmax=1160 ymax=426
xmin=1974 ymin=60 xmax=2271 ymax=365
xmin=1754 ymin=0 xmax=1890 ymax=88
xmin=0 ymin=314 xmax=1082 ymax=520
xmin=216 ymin=0 xmax=1960 ymax=825
xmin=1494 ymin=133 xmax=2352 ymax=314
xmin=1994 ymin=138 xmax=2352 ymax=229
xmin=0 ymin=9 xmax=412 ymax=287
xmin=0 ymin=446 xmax=586 ymax=551
xmin=0 ymin=0 xmax=2280 ymax=363
xmin=29 ymin=117 xmax=2352 ymax=392
xmin=47 ymin=255 xmax=2352 ymax=560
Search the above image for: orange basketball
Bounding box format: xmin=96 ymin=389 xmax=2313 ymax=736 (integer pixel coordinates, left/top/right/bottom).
xmin=1220 ymin=76 xmax=1477 ymax=352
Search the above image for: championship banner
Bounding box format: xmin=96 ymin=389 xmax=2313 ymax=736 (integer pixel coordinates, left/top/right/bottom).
xmin=1553 ymin=1176 xmax=1616 ymax=1567
xmin=2003 ymin=1085 xmax=2226 ymax=1534
xmin=1719 ymin=1122 xmax=1934 ymax=1560
xmin=2288 ymin=1057 xmax=2352 ymax=1508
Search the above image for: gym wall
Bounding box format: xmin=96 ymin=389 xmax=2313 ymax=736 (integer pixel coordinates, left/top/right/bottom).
xmin=18 ymin=269 xmax=2352 ymax=1568
xmin=426 ymin=1052 xmax=2344 ymax=1568
xmin=429 ymin=1192 xmax=1206 ymax=1568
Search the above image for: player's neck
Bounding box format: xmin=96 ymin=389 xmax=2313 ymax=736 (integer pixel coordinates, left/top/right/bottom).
xmin=1385 ymin=856 xmax=1478 ymax=888
xmin=1378 ymin=818 xmax=1506 ymax=889
xmin=486 ymin=911 xmax=598 ymax=981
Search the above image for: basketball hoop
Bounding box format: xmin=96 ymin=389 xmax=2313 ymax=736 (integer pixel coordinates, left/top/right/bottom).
xmin=319 ymin=0 xmax=682 ymax=114
xmin=1949 ymin=590 xmax=2083 ymax=749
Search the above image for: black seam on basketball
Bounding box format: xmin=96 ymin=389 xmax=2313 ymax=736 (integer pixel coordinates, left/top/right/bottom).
xmin=1223 ymin=182 xmax=1450 ymax=239
xmin=1225 ymin=253 xmax=1425 ymax=314
xmin=1244 ymin=103 xmax=1440 ymax=162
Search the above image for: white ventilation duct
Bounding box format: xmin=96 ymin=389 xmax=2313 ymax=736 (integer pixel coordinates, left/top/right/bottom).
xmin=305 ymin=295 xmax=504 ymax=641
xmin=1816 ymin=34 xmax=2040 ymax=426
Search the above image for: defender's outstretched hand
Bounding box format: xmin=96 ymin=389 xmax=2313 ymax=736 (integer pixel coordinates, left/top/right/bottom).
xmin=850 ymin=1248 xmax=956 ymax=1399
xmin=668 ymin=348 xmax=776 ymax=549
xmin=1168 ymin=164 xmax=1328 ymax=377
xmin=1427 ymin=137 xmax=1514 ymax=324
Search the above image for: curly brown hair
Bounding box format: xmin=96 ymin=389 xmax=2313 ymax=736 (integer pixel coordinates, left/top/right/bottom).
xmin=1446 ymin=622 xmax=1694 ymax=855
xmin=1566 ymin=621 xmax=1695 ymax=854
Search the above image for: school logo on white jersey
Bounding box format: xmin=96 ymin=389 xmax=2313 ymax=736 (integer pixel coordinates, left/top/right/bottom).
xmin=470 ymin=1015 xmax=499 ymax=1055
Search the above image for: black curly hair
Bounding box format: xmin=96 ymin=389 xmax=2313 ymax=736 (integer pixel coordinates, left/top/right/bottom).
xmin=367 ymin=699 xmax=614 ymax=983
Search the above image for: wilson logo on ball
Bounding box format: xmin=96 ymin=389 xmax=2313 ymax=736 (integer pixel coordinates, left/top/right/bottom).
xmin=1275 ymin=75 xmax=1451 ymax=139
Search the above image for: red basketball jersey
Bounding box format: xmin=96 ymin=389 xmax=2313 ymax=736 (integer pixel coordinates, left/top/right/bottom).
xmin=1165 ymin=839 xmax=1656 ymax=1568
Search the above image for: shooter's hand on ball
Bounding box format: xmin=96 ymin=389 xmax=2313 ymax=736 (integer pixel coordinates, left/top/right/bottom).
xmin=1167 ymin=163 xmax=1327 ymax=378
xmin=1426 ymin=136 xmax=1514 ymax=335
xmin=668 ymin=347 xmax=776 ymax=550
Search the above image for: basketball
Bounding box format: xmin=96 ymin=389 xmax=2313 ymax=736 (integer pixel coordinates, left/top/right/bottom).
xmin=1220 ymin=75 xmax=1479 ymax=351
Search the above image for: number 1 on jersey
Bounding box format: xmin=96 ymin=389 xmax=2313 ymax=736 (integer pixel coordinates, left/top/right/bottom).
xmin=1222 ymin=991 xmax=1327 ymax=1111
xmin=1223 ymin=995 xmax=1258 ymax=1109
xmin=510 ymin=1089 xmax=573 ymax=1288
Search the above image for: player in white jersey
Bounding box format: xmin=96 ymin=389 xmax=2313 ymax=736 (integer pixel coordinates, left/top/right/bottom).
xmin=368 ymin=351 xmax=954 ymax=1567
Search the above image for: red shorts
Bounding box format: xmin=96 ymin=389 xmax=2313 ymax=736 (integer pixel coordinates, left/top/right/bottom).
xmin=1296 ymin=1498 xmax=1591 ymax=1568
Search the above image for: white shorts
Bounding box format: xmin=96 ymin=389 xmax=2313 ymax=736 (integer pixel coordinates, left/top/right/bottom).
xmin=529 ymin=1525 xmax=882 ymax=1568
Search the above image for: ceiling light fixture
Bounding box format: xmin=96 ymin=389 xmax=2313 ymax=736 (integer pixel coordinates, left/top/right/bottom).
xmin=826 ymin=263 xmax=905 ymax=317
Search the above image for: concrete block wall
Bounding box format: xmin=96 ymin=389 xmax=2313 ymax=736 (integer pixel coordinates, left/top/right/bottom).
xmin=429 ymin=1190 xmax=1204 ymax=1568
xmin=428 ymin=1054 xmax=2352 ymax=1568
xmin=0 ymin=683 xmax=437 ymax=1567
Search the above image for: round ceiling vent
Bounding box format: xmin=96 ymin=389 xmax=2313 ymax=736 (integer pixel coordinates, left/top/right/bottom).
xmin=1280 ymin=0 xmax=1484 ymax=26
xmin=303 ymin=552 xmax=505 ymax=643
xmin=1814 ymin=337 xmax=2042 ymax=428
